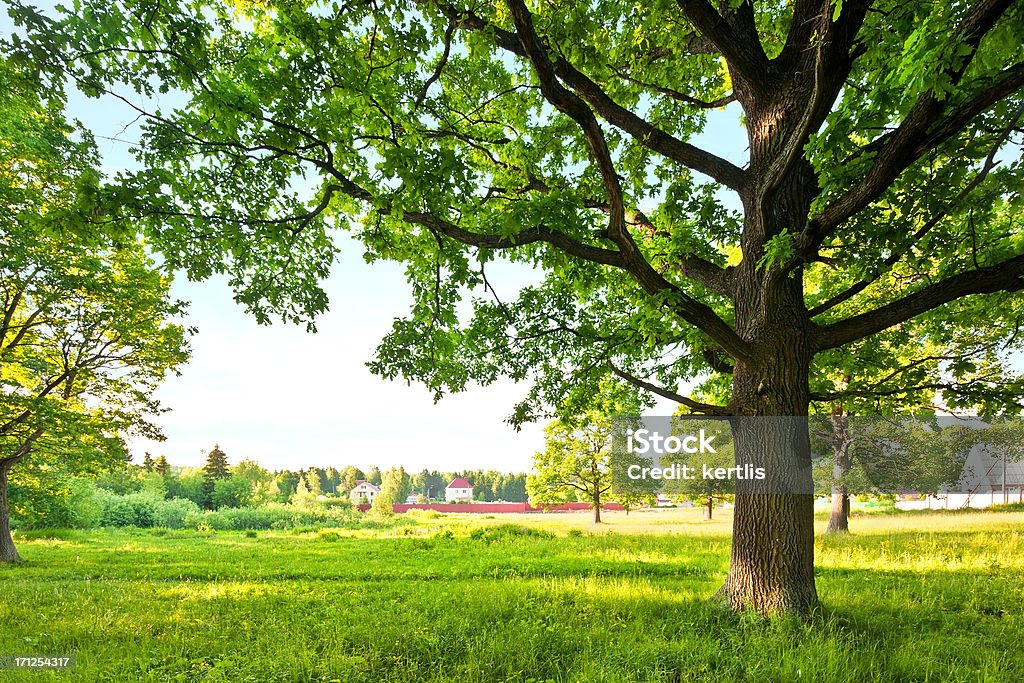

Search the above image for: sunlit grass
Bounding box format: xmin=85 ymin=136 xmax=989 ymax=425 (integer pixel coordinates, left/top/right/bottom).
xmin=1 ymin=510 xmax=1021 ymax=681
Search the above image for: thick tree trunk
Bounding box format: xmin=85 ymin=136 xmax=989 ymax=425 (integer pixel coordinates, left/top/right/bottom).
xmin=704 ymin=496 xmax=713 ymax=521
xmin=720 ymin=414 xmax=818 ymax=614
xmin=720 ymin=261 xmax=819 ymax=614
xmin=0 ymin=462 xmax=21 ymax=564
xmin=826 ymin=411 xmax=851 ymax=533
xmin=592 ymin=490 xmax=602 ymax=524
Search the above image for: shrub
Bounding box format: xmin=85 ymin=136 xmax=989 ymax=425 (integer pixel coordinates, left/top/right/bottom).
xmin=152 ymin=498 xmax=202 ymax=529
xmin=216 ymin=506 xmax=278 ymax=530
xmin=66 ymin=479 xmax=106 ymax=529
xmin=473 ymin=524 xmax=554 ymax=543
xmin=101 ymin=496 xmax=140 ymax=527
xmin=183 ymin=509 xmax=208 ymax=530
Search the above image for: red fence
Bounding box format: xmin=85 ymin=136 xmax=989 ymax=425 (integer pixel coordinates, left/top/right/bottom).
xmin=355 ymin=502 xmax=623 ymax=513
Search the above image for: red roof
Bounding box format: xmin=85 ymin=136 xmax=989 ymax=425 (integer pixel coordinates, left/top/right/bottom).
xmin=447 ymin=477 xmax=472 ymax=489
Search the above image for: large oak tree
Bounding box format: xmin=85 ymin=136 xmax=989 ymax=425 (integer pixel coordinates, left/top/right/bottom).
xmin=11 ymin=0 xmax=1024 ymax=612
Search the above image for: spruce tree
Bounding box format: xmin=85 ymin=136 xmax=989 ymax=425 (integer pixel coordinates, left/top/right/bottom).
xmin=153 ymin=455 xmax=169 ymax=476
xmin=201 ymin=445 xmax=230 ymax=509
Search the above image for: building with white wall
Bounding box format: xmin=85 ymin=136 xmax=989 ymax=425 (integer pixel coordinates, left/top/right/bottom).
xmin=445 ymin=478 xmax=473 ymax=502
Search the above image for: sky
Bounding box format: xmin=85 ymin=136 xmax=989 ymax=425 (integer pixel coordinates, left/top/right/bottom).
xmin=127 ymin=252 xmax=558 ymax=474
xmin=48 ymin=53 xmax=747 ymax=475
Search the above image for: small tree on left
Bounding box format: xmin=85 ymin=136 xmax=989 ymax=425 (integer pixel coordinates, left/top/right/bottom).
xmin=0 ymin=56 xmax=190 ymax=562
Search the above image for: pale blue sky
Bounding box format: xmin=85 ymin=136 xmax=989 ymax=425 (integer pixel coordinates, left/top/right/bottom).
xmin=49 ymin=54 xmax=747 ymax=473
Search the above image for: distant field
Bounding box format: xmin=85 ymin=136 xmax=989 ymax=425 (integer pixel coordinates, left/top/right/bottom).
xmin=1 ymin=509 xmax=1022 ymax=682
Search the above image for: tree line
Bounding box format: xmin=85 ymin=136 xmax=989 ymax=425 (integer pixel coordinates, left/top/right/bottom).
xmin=140 ymin=445 xmax=531 ymax=509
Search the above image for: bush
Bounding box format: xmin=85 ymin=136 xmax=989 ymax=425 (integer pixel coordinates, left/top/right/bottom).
xmin=216 ymin=506 xmax=279 ymax=530
xmin=101 ymin=496 xmax=140 ymax=527
xmin=98 ymin=492 xmax=174 ymax=527
xmin=472 ymin=524 xmax=554 ymax=543
xmin=212 ymin=476 xmax=253 ymax=509
xmin=152 ymin=498 xmax=202 ymax=529
xmin=66 ymin=479 xmax=106 ymax=529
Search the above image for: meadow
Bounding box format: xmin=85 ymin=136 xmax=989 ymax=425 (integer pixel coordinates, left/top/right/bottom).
xmin=1 ymin=509 xmax=1022 ymax=682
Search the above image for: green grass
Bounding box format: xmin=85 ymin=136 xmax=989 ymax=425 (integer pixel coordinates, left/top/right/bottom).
xmin=1 ymin=509 xmax=1022 ymax=682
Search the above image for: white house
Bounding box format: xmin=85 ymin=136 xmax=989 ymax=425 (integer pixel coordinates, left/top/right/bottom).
xmin=958 ymin=445 xmax=1024 ymax=505
xmin=445 ymin=477 xmax=473 ymax=502
xmin=896 ymin=444 xmax=1024 ymax=510
xmin=349 ymin=480 xmax=381 ymax=505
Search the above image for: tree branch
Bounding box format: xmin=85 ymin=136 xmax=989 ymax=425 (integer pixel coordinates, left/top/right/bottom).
xmin=809 ymin=102 xmax=1021 ymax=317
xmin=799 ymin=0 xmax=1021 ymax=256
xmin=814 ymin=254 xmax=1024 ymax=350
xmin=608 ymin=361 xmax=734 ymax=416
xmin=675 ymin=0 xmax=769 ymax=87
xmin=438 ymin=3 xmax=747 ymax=190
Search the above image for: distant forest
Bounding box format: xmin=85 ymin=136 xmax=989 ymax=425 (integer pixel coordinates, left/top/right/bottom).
xmin=126 ymin=447 xmax=530 ymax=509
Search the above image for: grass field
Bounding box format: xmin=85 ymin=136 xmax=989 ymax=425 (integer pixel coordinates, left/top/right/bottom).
xmin=1 ymin=509 xmax=1022 ymax=682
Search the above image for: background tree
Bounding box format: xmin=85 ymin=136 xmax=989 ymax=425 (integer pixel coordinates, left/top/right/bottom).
xmin=0 ymin=55 xmax=189 ymax=561
xmin=322 ymin=467 xmax=341 ymax=496
xmin=809 ymin=314 xmax=1024 ymax=532
xmin=528 ymin=416 xmax=614 ymax=523
xmin=200 ymin=445 xmax=230 ymax=509
xmin=165 ymin=467 xmax=206 ymax=507
xmin=16 ymin=0 xmax=1024 ymax=613
xmin=337 ymin=465 xmax=363 ymax=499
xmin=372 ymin=467 xmax=408 ymax=518
xmin=656 ymin=417 xmax=736 ymax=521
xmin=153 ymin=455 xmax=169 ymax=477
xmin=291 ymin=475 xmax=320 ymax=508
xmin=273 ymin=471 xmax=301 ymax=503
xmin=211 ymin=475 xmax=253 ymax=509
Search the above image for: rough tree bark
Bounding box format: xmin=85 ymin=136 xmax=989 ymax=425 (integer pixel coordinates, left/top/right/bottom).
xmin=719 ymin=182 xmax=820 ymax=612
xmin=0 ymin=432 xmax=41 ymax=563
xmin=826 ymin=410 xmax=852 ymax=533
xmin=0 ymin=459 xmax=21 ymax=563
xmin=704 ymin=496 xmax=714 ymax=521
